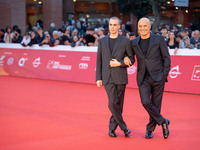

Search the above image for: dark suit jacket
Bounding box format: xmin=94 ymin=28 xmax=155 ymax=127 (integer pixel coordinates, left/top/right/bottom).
xmin=131 ymin=34 xmax=171 ymax=86
xmin=96 ymin=34 xmax=135 ymax=85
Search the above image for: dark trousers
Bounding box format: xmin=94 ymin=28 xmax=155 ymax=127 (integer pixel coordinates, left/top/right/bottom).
xmin=105 ymin=83 xmax=127 ymax=131
xmin=139 ymin=75 xmax=165 ymax=132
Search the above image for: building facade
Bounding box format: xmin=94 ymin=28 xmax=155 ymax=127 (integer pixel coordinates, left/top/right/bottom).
xmin=0 ymin=0 xmax=199 ymax=34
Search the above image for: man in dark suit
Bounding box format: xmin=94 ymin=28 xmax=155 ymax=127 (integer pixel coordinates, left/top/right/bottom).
xmin=96 ymin=16 xmax=134 ymax=137
xmin=125 ymin=17 xmax=171 ymax=139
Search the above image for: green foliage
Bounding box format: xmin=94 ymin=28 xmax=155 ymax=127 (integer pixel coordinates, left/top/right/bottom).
xmin=115 ymin=0 xmax=163 ymax=18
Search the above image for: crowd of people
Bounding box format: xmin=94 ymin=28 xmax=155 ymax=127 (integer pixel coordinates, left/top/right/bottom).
xmin=0 ymin=19 xmax=200 ymax=52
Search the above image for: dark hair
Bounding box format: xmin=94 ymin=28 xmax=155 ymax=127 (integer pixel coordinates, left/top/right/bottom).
xmin=12 ymin=25 xmax=19 ymax=31
xmin=15 ymin=28 xmax=21 ymax=35
xmin=6 ymin=26 xmax=12 ymax=33
xmin=61 ymin=28 xmax=66 ymax=33
xmin=129 ymin=32 xmax=135 ymax=36
xmin=0 ymin=28 xmax=5 ymax=33
xmin=176 ymin=34 xmax=183 ymax=39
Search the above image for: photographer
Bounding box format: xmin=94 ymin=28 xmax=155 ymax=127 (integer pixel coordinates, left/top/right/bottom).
xmin=12 ymin=28 xmax=23 ymax=43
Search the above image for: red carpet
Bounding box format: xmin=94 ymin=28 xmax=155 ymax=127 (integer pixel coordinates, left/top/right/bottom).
xmin=0 ymin=76 xmax=200 ymax=150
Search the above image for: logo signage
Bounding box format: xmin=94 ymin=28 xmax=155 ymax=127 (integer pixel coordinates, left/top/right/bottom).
xmin=32 ymin=57 xmax=41 ymax=68
xmin=169 ymin=65 xmax=181 ymax=79
xmin=191 ymin=65 xmax=200 ymax=81
xmin=47 ymin=60 xmax=71 ymax=70
xmin=0 ymin=55 xmax=5 ymax=66
xmin=81 ymin=56 xmax=90 ymax=61
xmin=19 ymin=58 xmax=28 ymax=67
xmin=79 ymin=63 xmax=88 ymax=69
xmin=7 ymin=57 xmax=14 ymax=65
xmin=127 ymin=65 xmax=137 ymax=75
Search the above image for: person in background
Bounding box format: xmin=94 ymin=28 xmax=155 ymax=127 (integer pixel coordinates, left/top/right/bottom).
xmin=118 ymin=28 xmax=123 ymax=35
xmin=21 ymin=32 xmax=31 ymax=47
xmin=36 ymin=27 xmax=45 ymax=44
xmin=160 ymin=26 xmax=168 ymax=42
xmin=60 ymin=28 xmax=71 ymax=45
xmin=4 ymin=26 xmax=13 ymax=43
xmin=180 ymin=29 xmax=189 ymax=39
xmin=70 ymin=35 xmax=79 ymax=47
xmin=190 ymin=30 xmax=200 ymax=48
xmin=39 ymin=32 xmax=51 ymax=46
xmin=0 ymin=28 xmax=5 ymax=43
xmin=121 ymin=24 xmax=128 ymax=36
xmin=12 ymin=28 xmax=23 ymax=43
xmin=129 ymin=32 xmax=136 ymax=40
xmin=85 ymin=27 xmax=98 ymax=46
xmin=75 ymin=34 xmax=87 ymax=46
xmin=49 ymin=30 xmax=60 ymax=47
xmin=98 ymin=27 xmax=105 ymax=39
xmin=183 ymin=36 xmax=194 ymax=49
xmin=28 ymin=31 xmax=37 ymax=46
xmin=175 ymin=34 xmax=183 ymax=49
xmin=172 ymin=24 xmax=179 ymax=35
xmin=167 ymin=31 xmax=179 ymax=54
xmin=125 ymin=32 xmax=130 ymax=39
xmin=48 ymin=23 xmax=56 ymax=38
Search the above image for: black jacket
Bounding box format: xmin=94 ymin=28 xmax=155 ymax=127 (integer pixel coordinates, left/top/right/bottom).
xmin=131 ymin=34 xmax=171 ymax=86
xmin=96 ymin=34 xmax=135 ymax=85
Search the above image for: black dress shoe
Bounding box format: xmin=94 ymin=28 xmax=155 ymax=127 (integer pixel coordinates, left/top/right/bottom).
xmin=162 ymin=118 xmax=170 ymax=139
xmin=108 ymin=130 xmax=117 ymax=137
xmin=123 ymin=128 xmax=131 ymax=137
xmin=145 ymin=130 xmax=153 ymax=139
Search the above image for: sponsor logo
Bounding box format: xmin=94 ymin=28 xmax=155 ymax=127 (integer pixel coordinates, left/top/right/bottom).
xmin=47 ymin=60 xmax=72 ymax=70
xmin=32 ymin=57 xmax=41 ymax=68
xmin=0 ymin=55 xmax=5 ymax=66
xmin=58 ymin=55 xmax=66 ymax=58
xmin=191 ymin=65 xmax=200 ymax=81
xmin=127 ymin=65 xmax=137 ymax=75
xmin=18 ymin=58 xmax=28 ymax=67
xmin=169 ymin=65 xmax=181 ymax=79
xmin=79 ymin=63 xmax=88 ymax=69
xmin=81 ymin=56 xmax=90 ymax=61
xmin=4 ymin=52 xmax=12 ymax=55
xmin=7 ymin=57 xmax=15 ymax=65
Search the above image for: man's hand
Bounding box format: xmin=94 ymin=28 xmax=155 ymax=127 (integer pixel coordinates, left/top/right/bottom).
xmin=96 ymin=80 xmax=102 ymax=87
xmin=110 ymin=59 xmax=121 ymax=67
xmin=124 ymin=57 xmax=132 ymax=67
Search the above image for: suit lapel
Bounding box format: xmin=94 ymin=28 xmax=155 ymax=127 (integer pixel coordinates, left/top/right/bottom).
xmin=146 ymin=34 xmax=154 ymax=56
xmin=104 ymin=35 xmax=111 ymax=56
xmin=135 ymin=36 xmax=144 ymax=56
xmin=111 ymin=34 xmax=122 ymax=56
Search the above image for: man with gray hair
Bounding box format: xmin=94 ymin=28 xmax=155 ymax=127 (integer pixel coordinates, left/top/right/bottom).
xmin=190 ymin=30 xmax=200 ymax=48
xmin=49 ymin=30 xmax=60 ymax=47
xmin=98 ymin=27 xmax=105 ymax=39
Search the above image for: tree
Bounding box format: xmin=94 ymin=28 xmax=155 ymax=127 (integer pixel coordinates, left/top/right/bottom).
xmin=150 ymin=0 xmax=163 ymax=33
xmin=116 ymin=0 xmax=163 ymax=33
xmin=116 ymin=0 xmax=151 ymax=33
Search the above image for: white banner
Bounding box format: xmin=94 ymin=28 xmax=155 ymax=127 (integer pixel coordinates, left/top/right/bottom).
xmin=174 ymin=0 xmax=189 ymax=7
